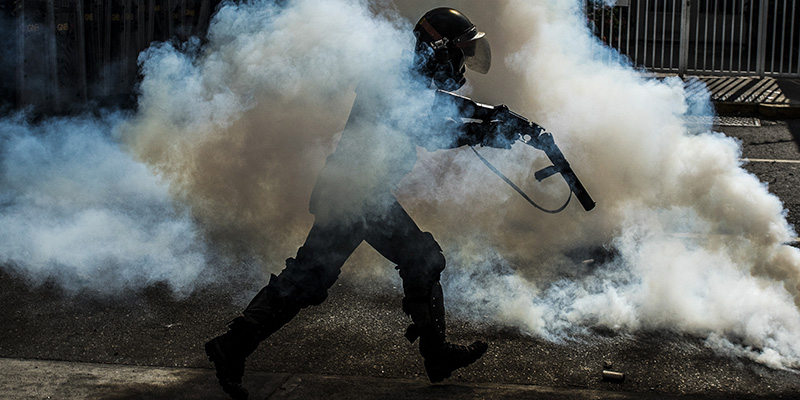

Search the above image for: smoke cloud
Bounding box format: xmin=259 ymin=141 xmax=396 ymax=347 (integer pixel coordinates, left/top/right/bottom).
xmin=0 ymin=112 xmax=209 ymax=296
xmin=2 ymin=0 xmax=800 ymax=370
xmin=400 ymin=0 xmax=800 ymax=368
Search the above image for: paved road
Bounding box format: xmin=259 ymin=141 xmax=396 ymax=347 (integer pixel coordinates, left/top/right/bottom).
xmin=1 ymin=118 xmax=799 ymax=400
xmin=725 ymin=118 xmax=800 ymax=231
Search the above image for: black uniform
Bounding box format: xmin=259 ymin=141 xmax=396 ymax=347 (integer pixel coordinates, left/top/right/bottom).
xmin=242 ymin=77 xmax=509 ymax=341
xmin=206 ymin=8 xmax=506 ymax=400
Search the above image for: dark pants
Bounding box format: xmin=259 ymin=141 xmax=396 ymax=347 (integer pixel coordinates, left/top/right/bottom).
xmin=242 ymin=197 xmax=445 ymax=332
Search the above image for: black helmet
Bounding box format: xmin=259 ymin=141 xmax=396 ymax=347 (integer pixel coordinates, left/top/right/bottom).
xmin=413 ymin=7 xmax=491 ymax=90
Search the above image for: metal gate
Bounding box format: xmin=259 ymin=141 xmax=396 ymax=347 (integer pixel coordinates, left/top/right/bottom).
xmin=587 ymin=0 xmax=800 ymax=77
xmin=2 ymin=0 xmax=222 ymax=114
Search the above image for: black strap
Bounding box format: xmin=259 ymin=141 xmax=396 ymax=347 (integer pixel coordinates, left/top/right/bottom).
xmin=470 ymin=146 xmax=571 ymax=214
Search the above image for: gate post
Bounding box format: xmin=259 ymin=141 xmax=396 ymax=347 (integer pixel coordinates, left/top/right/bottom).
xmin=755 ymin=0 xmax=768 ymax=76
xmin=46 ymin=0 xmax=58 ymax=111
xmin=75 ymin=0 xmax=88 ymax=103
xmin=15 ymin=0 xmax=25 ymax=108
xmin=678 ymin=0 xmax=691 ymax=75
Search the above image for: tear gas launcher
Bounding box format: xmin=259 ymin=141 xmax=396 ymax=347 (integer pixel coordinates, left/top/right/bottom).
xmin=493 ymin=106 xmax=596 ymax=212
xmin=438 ymin=90 xmax=596 ymax=213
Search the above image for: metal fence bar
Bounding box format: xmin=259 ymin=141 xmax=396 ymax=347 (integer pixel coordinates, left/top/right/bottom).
xmin=588 ymin=0 xmax=799 ymax=77
xmin=775 ymin=1 xmax=786 ymax=73
xmin=703 ymin=0 xmax=709 ymax=70
xmin=712 ymin=0 xmax=719 ymax=71
xmin=791 ymin=0 xmax=797 ymax=74
xmin=771 ymin=0 xmax=778 ymax=73
xmin=737 ymin=0 xmax=744 ymax=72
xmin=671 ymin=0 xmax=677 ymax=70
xmin=722 ymin=2 xmax=736 ymax=71
xmin=7 ymin=0 xmax=224 ymax=113
xmin=46 ymin=0 xmax=59 ymax=109
xmin=15 ymin=0 xmax=25 ymax=107
xmin=747 ymin=0 xmax=754 ymax=72
xmin=653 ymin=0 xmax=658 ymax=67
xmin=75 ymin=0 xmax=88 ymax=103
xmin=658 ymin=0 xmax=664 ymax=68
xmin=756 ymin=0 xmax=768 ymax=75
xmin=792 ymin=0 xmax=800 ymax=76
xmin=643 ymin=0 xmax=649 ymax=66
xmin=617 ymin=5 xmax=623 ymax=50
xmin=721 ymin=0 xmax=727 ymax=71
xmin=599 ymin=5 xmax=605 ymax=42
xmin=635 ymin=1 xmax=641 ymax=64
xmin=670 ymin=1 xmax=676 ymax=68
xmin=693 ymin=0 xmax=701 ymax=70
xmin=679 ymin=0 xmax=690 ymax=73
xmin=626 ymin=3 xmax=631 ymax=55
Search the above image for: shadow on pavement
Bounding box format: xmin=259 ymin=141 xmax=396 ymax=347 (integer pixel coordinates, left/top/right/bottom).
xmin=776 ymin=80 xmax=800 ymax=104
xmin=786 ymin=119 xmax=800 ymax=152
xmin=94 ymin=372 xmax=230 ymax=400
xmin=94 ymin=371 xmax=800 ymax=400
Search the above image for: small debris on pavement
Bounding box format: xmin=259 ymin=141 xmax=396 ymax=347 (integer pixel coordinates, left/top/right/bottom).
xmin=602 ymin=370 xmax=625 ymax=382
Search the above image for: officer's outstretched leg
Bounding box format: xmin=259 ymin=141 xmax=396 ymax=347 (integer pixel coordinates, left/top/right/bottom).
xmin=206 ymin=221 xmax=362 ymax=399
xmin=205 ymin=271 xmax=307 ymax=400
xmin=402 ymin=281 xmax=488 ymax=383
xmin=366 ymin=202 xmax=488 ymax=383
xmin=204 ymin=316 xmax=266 ymax=400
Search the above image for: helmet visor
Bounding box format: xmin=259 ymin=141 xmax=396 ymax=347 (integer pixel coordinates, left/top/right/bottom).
xmin=461 ymin=35 xmax=491 ymax=74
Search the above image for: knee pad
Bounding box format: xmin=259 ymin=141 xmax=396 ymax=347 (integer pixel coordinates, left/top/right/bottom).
xmin=419 ymin=232 xmax=446 ymax=273
xmin=396 ymin=232 xmax=446 ymax=300
xmin=397 ymin=232 xmax=445 ymax=280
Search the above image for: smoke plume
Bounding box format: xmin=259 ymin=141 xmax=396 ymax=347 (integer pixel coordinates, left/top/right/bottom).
xmin=2 ymin=0 xmax=800 ymax=369
xmin=0 ymin=112 xmax=209 ymax=296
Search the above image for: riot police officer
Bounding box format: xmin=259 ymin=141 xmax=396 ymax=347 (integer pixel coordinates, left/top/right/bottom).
xmin=206 ymin=8 xmax=514 ymax=399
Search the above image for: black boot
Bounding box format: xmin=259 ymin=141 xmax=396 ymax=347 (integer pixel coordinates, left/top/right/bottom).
xmin=207 ymin=275 xmax=302 ymax=400
xmin=420 ymin=335 xmax=488 ymax=383
xmin=205 ymin=317 xmax=261 ymax=400
xmin=403 ymin=282 xmax=488 ymax=383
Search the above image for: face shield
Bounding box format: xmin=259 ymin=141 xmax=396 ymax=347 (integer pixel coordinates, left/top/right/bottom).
xmin=453 ymin=29 xmax=491 ymax=74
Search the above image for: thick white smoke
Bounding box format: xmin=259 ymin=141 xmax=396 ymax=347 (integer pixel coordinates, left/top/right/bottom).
xmin=399 ymin=0 xmax=800 ymax=368
xmin=122 ymin=0 xmax=418 ymax=266
xmin=2 ymin=0 xmax=800 ymax=371
xmin=0 ymin=112 xmax=209 ymax=296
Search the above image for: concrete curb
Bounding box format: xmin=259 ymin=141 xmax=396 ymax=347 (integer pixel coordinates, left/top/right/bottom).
xmin=714 ymin=101 xmax=800 ymax=118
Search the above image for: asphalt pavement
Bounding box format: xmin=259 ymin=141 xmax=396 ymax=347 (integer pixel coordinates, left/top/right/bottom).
xmin=1 ymin=76 xmax=800 ymax=400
